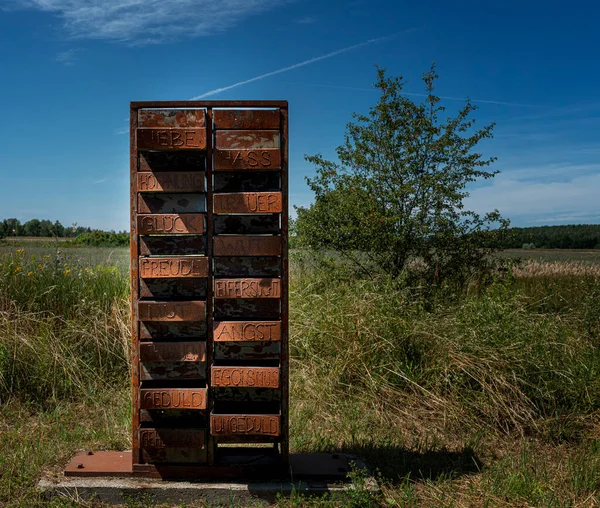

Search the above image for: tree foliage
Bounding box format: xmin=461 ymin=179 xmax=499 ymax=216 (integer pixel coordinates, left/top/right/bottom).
xmin=295 ymin=65 xmax=509 ymax=286
xmin=0 ymin=218 xmax=92 ymax=239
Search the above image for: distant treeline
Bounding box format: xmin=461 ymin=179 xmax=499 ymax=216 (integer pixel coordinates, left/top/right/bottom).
xmin=0 ymin=218 xmax=91 ymax=238
xmin=0 ymin=218 xmax=128 ymax=247
xmin=500 ymin=224 xmax=600 ymax=250
xmin=3 ymin=217 xmax=600 ymax=250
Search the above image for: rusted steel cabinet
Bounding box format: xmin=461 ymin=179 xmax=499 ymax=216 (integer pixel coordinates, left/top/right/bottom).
xmin=130 ymin=101 xmax=288 ymax=477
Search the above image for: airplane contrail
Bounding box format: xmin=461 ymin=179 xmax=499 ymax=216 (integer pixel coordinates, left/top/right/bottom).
xmin=190 ymin=31 xmax=412 ymax=99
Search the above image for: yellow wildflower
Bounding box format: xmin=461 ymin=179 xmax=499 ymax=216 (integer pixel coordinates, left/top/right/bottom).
xmin=16 ymin=248 xmax=24 ymax=254
xmin=27 ymin=271 xmax=34 ymax=277
xmin=38 ymin=264 xmax=45 ymax=270
xmin=64 ymin=269 xmax=71 ymax=275
xmin=43 ymin=255 xmax=51 ymax=260
xmin=14 ymin=266 xmax=22 ymax=273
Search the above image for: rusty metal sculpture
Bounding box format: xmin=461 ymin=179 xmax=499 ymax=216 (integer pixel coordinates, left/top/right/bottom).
xmin=130 ymin=102 xmax=289 ymax=477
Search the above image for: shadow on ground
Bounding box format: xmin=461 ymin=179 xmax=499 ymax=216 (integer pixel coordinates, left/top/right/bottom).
xmin=338 ymin=444 xmax=482 ymax=483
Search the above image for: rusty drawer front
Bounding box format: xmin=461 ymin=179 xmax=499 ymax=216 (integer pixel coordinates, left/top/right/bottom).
xmin=139 ymin=428 xmax=206 ymax=448
xmin=213 ymin=387 xmax=281 ymax=403
xmin=214 ymin=172 xmax=280 ymax=193
xmin=212 ymin=367 xmax=279 ymax=388
xmin=137 ymin=128 xmax=207 ymax=150
xmin=139 ymin=151 xmax=205 ymax=172
xmin=214 ymin=321 xmax=280 ymax=342
xmin=214 ymin=279 xmax=280 ymax=299
xmin=140 ymin=278 xmax=207 ymax=299
xmin=213 ymin=215 xmax=279 ymax=235
xmin=214 ymin=192 xmax=282 ymax=214
xmin=210 ymin=414 xmax=280 ymax=437
xmin=214 ymin=299 xmax=280 ymax=320
xmin=140 ymin=257 xmax=208 ymax=279
xmin=214 ymin=342 xmax=281 ymax=361
xmin=140 ymin=362 xmax=206 ymax=381
xmin=139 ymin=321 xmax=207 ymax=340
xmin=214 ymin=257 xmax=280 ymax=278
xmin=137 ymin=172 xmax=205 ymax=193
xmin=139 ymin=109 xmax=205 ymax=128
xmin=140 ymin=235 xmax=206 ymax=256
xmin=139 ymin=428 xmax=207 ymax=463
xmin=138 ymin=301 xmax=206 ymax=322
xmin=139 ymin=341 xmax=206 ymax=362
xmin=139 ymin=409 xmax=207 ymax=426
xmin=213 ymin=109 xmax=279 ymax=130
xmin=137 ymin=214 xmax=205 ymax=235
xmin=213 ymin=236 xmax=280 ymax=257
xmin=138 ymin=193 xmax=206 ymax=214
xmin=214 ymin=149 xmax=281 ymax=171
xmin=215 ymin=130 xmax=279 ymax=149
xmin=140 ymin=388 xmax=208 ymax=410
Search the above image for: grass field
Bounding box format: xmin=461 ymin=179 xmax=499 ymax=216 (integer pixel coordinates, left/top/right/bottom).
xmin=500 ymin=248 xmax=600 ymax=263
xmin=0 ymin=240 xmax=599 ymax=506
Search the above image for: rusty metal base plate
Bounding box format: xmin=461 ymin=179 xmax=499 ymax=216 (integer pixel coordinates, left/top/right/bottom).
xmin=64 ymin=451 xmax=357 ymax=482
xmin=65 ymin=451 xmax=131 ymax=477
xmin=41 ymin=463 xmax=377 ymax=506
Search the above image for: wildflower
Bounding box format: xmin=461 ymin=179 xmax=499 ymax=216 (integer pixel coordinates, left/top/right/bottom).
xmin=16 ymin=248 xmax=25 ymax=255
xmin=43 ymin=255 xmax=50 ymax=261
xmin=64 ymin=269 xmax=71 ymax=275
xmin=14 ymin=266 xmax=22 ymax=273
xmin=38 ymin=264 xmax=45 ymax=270
xmin=27 ymin=271 xmax=34 ymax=277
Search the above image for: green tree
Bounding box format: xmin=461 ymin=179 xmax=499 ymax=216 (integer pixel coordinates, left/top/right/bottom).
xmin=39 ymin=219 xmax=53 ymax=237
xmin=24 ymin=219 xmax=41 ymax=237
xmin=52 ymin=220 xmax=65 ymax=237
xmin=295 ymin=65 xmax=509 ymax=286
xmin=2 ymin=218 xmax=22 ymax=237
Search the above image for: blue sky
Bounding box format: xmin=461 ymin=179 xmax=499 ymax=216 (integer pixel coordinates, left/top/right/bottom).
xmin=0 ymin=0 xmax=599 ymax=231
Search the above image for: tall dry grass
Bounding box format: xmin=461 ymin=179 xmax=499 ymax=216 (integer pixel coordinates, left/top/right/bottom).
xmin=290 ymin=254 xmax=600 ymax=448
xmin=513 ymin=260 xmax=600 ymax=278
xmin=0 ymin=249 xmax=130 ymax=404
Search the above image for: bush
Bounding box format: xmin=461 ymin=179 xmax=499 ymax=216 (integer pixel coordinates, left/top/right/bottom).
xmin=73 ymin=231 xmax=129 ymax=247
xmin=295 ymin=65 xmax=509 ymax=287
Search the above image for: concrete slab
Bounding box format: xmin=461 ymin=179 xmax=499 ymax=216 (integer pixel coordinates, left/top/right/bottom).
xmin=39 ymin=453 xmax=377 ymax=506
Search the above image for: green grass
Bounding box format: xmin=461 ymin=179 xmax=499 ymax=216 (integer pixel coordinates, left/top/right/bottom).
xmin=499 ymin=248 xmax=600 ymax=264
xmin=0 ymin=247 xmax=129 ymax=404
xmin=0 ymin=246 xmax=599 ymax=506
xmin=287 ymin=255 xmax=600 ymax=506
xmin=0 ymin=239 xmax=130 ymax=275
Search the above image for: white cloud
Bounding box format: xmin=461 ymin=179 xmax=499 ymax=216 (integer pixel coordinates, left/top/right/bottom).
xmin=296 ymin=16 xmax=315 ymax=24
xmin=465 ymin=170 xmax=600 ymax=224
xmin=56 ymin=48 xmax=82 ymax=65
xmin=8 ymin=0 xmax=287 ymax=44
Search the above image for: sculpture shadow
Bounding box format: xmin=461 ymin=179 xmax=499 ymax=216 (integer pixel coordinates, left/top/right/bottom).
xmin=338 ymin=443 xmax=483 ymax=484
